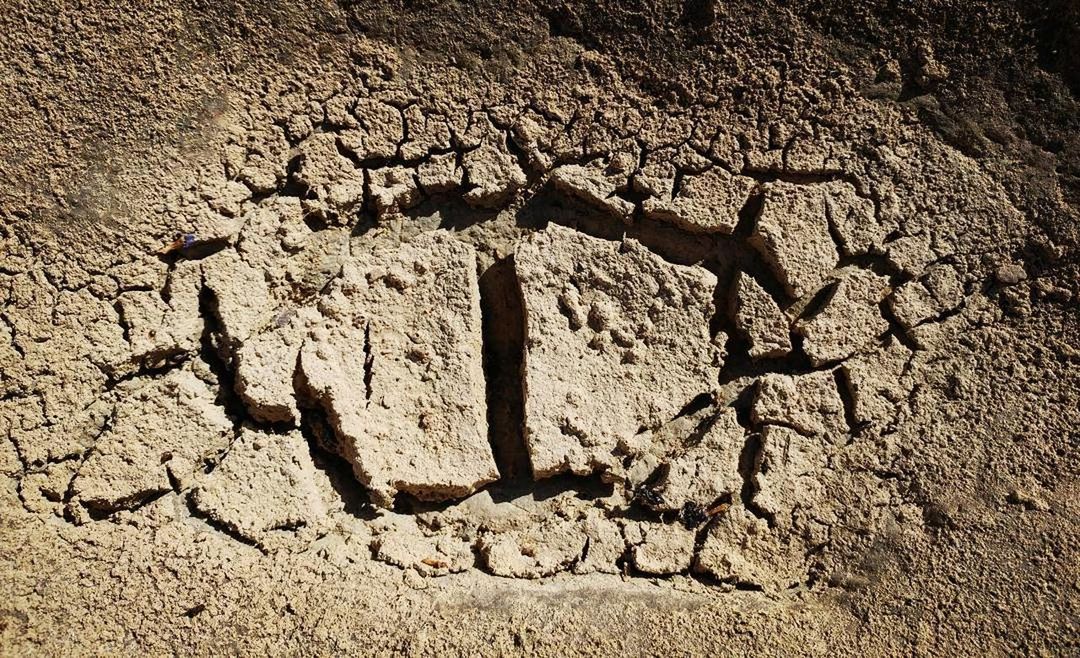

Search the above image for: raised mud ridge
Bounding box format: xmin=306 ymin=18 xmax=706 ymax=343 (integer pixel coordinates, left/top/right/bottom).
xmin=3 ymin=74 xmax=1001 ymax=592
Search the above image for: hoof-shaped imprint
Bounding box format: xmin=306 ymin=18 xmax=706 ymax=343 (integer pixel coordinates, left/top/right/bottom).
xmin=6 ymin=71 xmax=1010 ymax=594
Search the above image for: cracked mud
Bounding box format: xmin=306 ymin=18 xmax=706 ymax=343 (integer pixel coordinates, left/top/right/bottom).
xmin=3 ymin=71 xmax=1005 ymax=588
xmin=2 ymin=1 xmax=1078 ymax=654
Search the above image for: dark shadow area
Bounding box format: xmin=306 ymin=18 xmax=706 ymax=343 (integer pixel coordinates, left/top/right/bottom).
xmin=478 ymin=255 xmax=533 ymax=483
xmin=516 ymin=181 xmax=718 ymax=266
xmin=489 ymin=471 xmax=615 ymax=505
xmin=297 ymin=405 xmax=379 ymax=521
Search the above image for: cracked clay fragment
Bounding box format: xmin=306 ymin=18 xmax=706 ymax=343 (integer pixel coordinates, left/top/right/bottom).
xmin=887 ymin=263 xmax=965 ymax=329
xmin=462 ymin=143 xmax=526 ymax=207
xmin=233 ymin=306 xmax=322 ymax=425
xmin=69 ymin=369 xmax=233 ymax=516
xmin=694 ymin=505 xmax=807 ymax=592
xmin=626 ymin=521 xmax=696 ymax=575
xmin=795 ymin=268 xmax=891 ymax=366
xmin=190 ymin=427 xmax=327 ymax=544
xmin=515 ymin=224 xmax=724 ymax=478
xmin=751 ymin=370 xmax=847 ymax=440
xmin=643 ymin=167 xmax=755 ymax=234
xmin=479 ymin=518 xmax=586 ymax=579
xmin=298 ymin=232 xmax=497 ymax=506
xmin=839 ymin=335 xmax=913 ymax=428
xmin=750 ymin=181 xmax=839 ymax=299
xmin=821 ymin=180 xmax=889 ymax=256
xmin=731 ymin=271 xmax=792 ymax=360
xmin=751 ymin=425 xmax=827 ymax=531
xmin=550 ymin=157 xmax=635 ymax=219
xmin=651 ymin=408 xmax=745 ymax=512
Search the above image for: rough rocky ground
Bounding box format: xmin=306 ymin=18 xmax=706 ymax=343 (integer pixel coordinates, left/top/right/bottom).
xmin=1 ymin=1 xmax=1078 ymax=655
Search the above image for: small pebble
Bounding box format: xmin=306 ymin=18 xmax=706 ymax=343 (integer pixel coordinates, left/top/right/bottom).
xmin=995 ymin=263 xmax=1027 ymax=286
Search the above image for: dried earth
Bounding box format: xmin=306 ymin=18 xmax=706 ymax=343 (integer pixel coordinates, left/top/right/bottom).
xmin=1 ymin=0 xmax=1078 ymax=655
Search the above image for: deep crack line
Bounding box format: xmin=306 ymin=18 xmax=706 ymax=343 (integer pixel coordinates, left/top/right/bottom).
xmin=477 ymin=255 xmax=532 ymax=483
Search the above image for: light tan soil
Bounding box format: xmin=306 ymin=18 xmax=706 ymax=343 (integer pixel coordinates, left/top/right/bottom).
xmin=1 ymin=1 xmax=1078 ymax=655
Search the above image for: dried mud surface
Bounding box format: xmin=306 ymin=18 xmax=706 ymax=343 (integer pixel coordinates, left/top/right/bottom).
xmin=1 ymin=1 xmax=1078 ymax=655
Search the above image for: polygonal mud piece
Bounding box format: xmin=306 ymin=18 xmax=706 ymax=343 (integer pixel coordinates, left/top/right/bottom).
xmin=339 ymin=97 xmax=404 ymax=161
xmin=200 ymin=178 xmax=253 ymax=219
xmin=293 ymin=132 xmax=367 ymax=215
xmin=550 ymin=158 xmax=635 ymax=219
xmin=839 ymin=335 xmax=913 ymax=428
xmin=573 ymin=510 xmax=625 ymax=575
xmin=189 ymin=428 xmax=326 ymax=544
xmin=731 ymin=271 xmax=792 ymax=360
xmin=642 ymin=167 xmax=755 ymax=234
xmin=69 ymin=370 xmax=233 ymax=514
xmin=694 ymin=505 xmax=806 ymax=592
xmin=117 ymin=260 xmax=202 ymax=366
xmin=752 ymin=425 xmax=827 ymax=531
xmin=651 ymin=408 xmax=745 ymax=512
xmin=233 ymin=197 xmax=318 ymax=283
xmin=233 ymin=307 xmax=322 ymax=425
xmin=201 ymin=249 xmax=275 ymax=349
xmin=749 ymin=182 xmax=840 ymax=299
xmin=626 ymin=522 xmax=696 ymax=575
xmin=232 ymin=126 xmax=291 ymax=195
xmin=887 ymin=264 xmax=965 ymax=329
xmin=795 ymin=268 xmax=891 ymax=366
xmin=885 ymin=233 xmax=936 ymax=277
xmin=752 ymin=370 xmax=847 ymax=440
xmin=372 ymin=530 xmax=474 ymax=576
xmin=822 ymin=180 xmax=889 ymax=256
xmin=21 ymin=461 xmax=79 ymax=516
xmin=298 ymin=232 xmax=497 ymax=506
xmin=416 ymin=152 xmax=462 ymax=194
xmin=478 ymin=518 xmax=587 ymax=578
xmin=115 ymin=290 xmax=169 ymax=356
xmin=633 ymin=146 xmax=711 ymax=200
xmin=515 ymin=225 xmax=724 ymax=478
xmin=401 ymin=106 xmax=453 ymax=161
xmin=462 ymin=143 xmax=527 ymax=207
xmin=368 ymin=166 xmax=421 ymax=217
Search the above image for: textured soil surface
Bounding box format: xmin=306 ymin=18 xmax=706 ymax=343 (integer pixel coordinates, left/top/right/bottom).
xmin=1 ymin=1 xmax=1078 ymax=655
